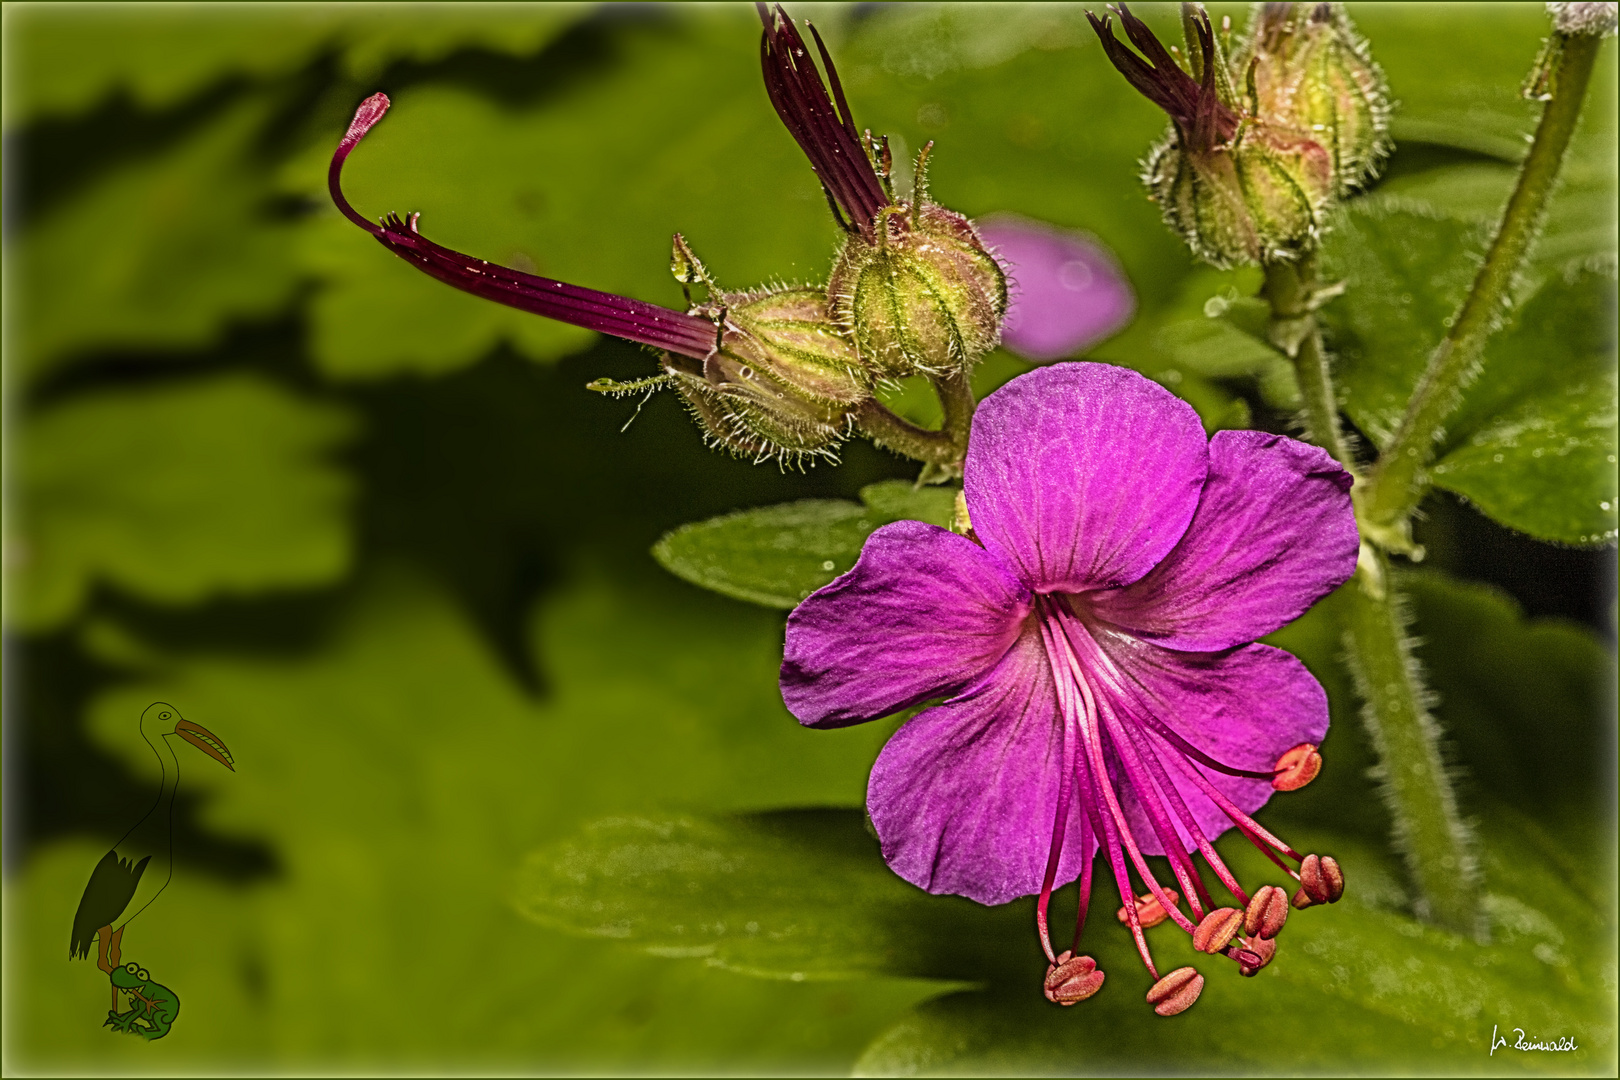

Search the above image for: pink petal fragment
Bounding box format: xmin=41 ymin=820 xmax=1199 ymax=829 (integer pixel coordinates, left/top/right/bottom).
xmin=1087 ymin=631 xmax=1330 ymax=853
xmin=781 ymin=520 xmax=1030 ymax=729
xmin=1089 ymin=429 xmax=1359 ymax=652
xmin=965 ymin=363 xmax=1209 ymax=594
xmin=979 ymin=215 xmax=1135 ymax=361
xmin=867 ymin=627 xmax=1096 ymax=906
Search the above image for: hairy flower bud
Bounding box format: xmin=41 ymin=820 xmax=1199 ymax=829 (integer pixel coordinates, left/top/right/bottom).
xmin=826 ymin=148 xmax=1007 ymax=379
xmin=1091 ymin=3 xmax=1389 ymax=267
xmin=1240 ymin=3 xmax=1390 ymax=197
xmin=666 ymin=285 xmax=869 ymax=465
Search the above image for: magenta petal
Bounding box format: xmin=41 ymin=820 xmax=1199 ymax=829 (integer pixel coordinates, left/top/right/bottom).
xmin=1090 ymin=632 xmax=1329 ymax=855
xmin=781 ymin=520 xmax=1031 ymax=729
xmin=965 ymin=363 xmax=1209 ymax=593
xmin=978 ymin=215 xmax=1135 ymax=361
xmin=1088 ymin=430 xmax=1359 ymax=652
xmin=867 ymin=628 xmax=1096 ymax=905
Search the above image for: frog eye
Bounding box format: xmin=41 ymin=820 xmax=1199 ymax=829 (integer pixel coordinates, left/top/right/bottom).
xmin=138 ymin=968 xmax=150 ymax=981
xmin=126 ymin=962 xmax=139 ymax=972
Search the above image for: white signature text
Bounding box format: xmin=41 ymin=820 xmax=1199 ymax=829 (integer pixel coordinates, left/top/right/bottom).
xmin=1490 ymin=1024 xmax=1578 ymax=1056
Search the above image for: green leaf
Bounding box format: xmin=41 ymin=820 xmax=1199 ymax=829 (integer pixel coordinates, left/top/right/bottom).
xmin=652 ymin=482 xmax=957 ymax=609
xmin=515 ymin=811 xmax=1015 ymax=983
xmin=852 ymin=808 xmax=1615 ymax=1076
xmin=1321 ymin=201 xmax=1485 ymax=447
xmin=7 ymin=372 xmax=357 ymax=630
xmin=5 ymin=5 xmax=590 ymax=124
xmin=1428 ymin=271 xmax=1618 ymax=544
xmin=1322 ymin=191 xmax=1617 ymax=544
xmin=10 ymin=563 xmax=930 ymax=1067
xmin=14 ymin=96 xmax=301 ymax=382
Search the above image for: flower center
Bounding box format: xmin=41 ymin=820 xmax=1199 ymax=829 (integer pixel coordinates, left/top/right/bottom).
xmin=1029 ymin=593 xmax=1341 ymax=1016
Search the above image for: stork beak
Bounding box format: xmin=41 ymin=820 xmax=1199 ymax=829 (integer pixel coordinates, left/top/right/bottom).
xmin=175 ymin=718 xmax=235 ymax=772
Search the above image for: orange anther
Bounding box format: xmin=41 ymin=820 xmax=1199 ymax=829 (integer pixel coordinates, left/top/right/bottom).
xmin=1145 ymin=966 xmax=1204 ymax=1016
xmin=1271 ymin=743 xmax=1322 ymax=791
xmin=1043 ymin=950 xmax=1105 ymax=1006
xmin=1243 ymin=884 xmax=1289 ymax=939
xmin=1116 ymin=888 xmax=1180 ymax=929
xmin=1191 ymin=907 xmax=1243 ymax=953
xmin=1299 ymin=853 xmax=1345 ymax=905
xmin=1234 ymin=934 xmax=1277 ymax=977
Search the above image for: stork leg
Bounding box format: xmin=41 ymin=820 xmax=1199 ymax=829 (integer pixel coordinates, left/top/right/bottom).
xmin=95 ymin=926 xmax=115 ymax=974
xmin=109 ymin=926 xmax=124 ymax=968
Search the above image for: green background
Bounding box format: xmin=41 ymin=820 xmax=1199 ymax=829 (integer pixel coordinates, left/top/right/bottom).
xmin=4 ymin=4 xmax=1615 ymax=1074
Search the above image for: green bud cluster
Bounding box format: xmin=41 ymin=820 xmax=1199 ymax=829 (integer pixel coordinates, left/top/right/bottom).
xmin=1102 ymin=3 xmax=1389 ymax=269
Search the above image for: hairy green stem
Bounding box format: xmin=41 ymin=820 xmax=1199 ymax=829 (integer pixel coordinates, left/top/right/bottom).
xmin=852 ymin=370 xmax=975 ymax=478
xmin=1264 ymin=256 xmax=1355 ymax=470
xmin=1342 ymin=550 xmax=1482 ymax=937
xmin=931 ymin=369 xmax=977 ymax=460
xmin=1269 ymin=251 xmax=1476 ymax=929
xmin=1361 ymin=30 xmax=1603 ymax=536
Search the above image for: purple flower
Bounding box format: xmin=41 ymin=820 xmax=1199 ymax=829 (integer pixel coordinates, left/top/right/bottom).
xmin=780 ymin=362 xmax=1358 ymax=1014
xmin=978 ymin=216 xmax=1135 ymax=361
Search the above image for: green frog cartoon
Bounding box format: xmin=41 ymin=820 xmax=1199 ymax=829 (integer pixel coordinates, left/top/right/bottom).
xmin=105 ymin=961 xmax=179 ymax=1040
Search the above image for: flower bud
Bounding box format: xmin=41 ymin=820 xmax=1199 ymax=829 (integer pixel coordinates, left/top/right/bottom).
xmin=667 ymin=286 xmax=869 ymax=465
xmin=645 ymin=235 xmax=869 ymax=464
xmin=826 ymin=147 xmax=1007 ymax=379
xmin=1091 ymin=3 xmax=1389 ymax=267
xmin=1239 ymin=3 xmax=1391 ymax=197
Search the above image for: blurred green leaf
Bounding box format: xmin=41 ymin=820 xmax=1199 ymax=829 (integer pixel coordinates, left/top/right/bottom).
xmin=10 ymin=562 xmax=928 ymax=1067
xmin=652 ymin=481 xmax=957 ymax=609
xmin=1354 ymin=3 xmax=1554 ymax=160
xmin=515 ymin=811 xmax=1012 ymax=983
xmin=1401 ymin=570 xmax=1616 ymax=833
xmin=15 ymin=96 xmax=300 ymax=381
xmin=4 ymin=5 xmax=590 ymax=124
xmin=840 ymin=4 xmax=1192 ymax=315
xmin=8 ymin=373 xmax=356 ymax=631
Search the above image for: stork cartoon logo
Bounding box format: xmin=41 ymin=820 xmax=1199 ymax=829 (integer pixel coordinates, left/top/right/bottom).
xmin=68 ymin=703 xmax=235 ymax=1040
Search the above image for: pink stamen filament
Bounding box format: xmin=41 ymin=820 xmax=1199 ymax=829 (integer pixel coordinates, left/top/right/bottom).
xmin=1060 ymin=602 xmax=1306 ymax=878
xmin=1042 ymin=609 xmax=1174 ymax=978
xmin=1028 ymin=591 xmax=1329 ymax=986
xmin=1048 ymin=610 xmax=1199 ymax=934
